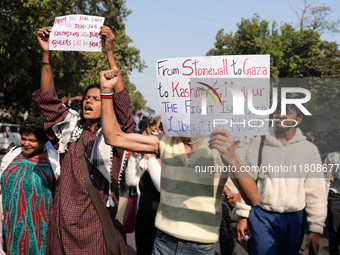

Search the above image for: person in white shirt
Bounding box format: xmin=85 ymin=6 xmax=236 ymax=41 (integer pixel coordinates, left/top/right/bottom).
xmin=236 ymin=105 xmax=327 ymax=255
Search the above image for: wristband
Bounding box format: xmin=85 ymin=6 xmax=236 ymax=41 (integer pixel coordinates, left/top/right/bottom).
xmin=100 ymin=91 xmax=113 ymax=95
xmin=41 ymin=59 xmax=53 ymax=65
xmin=100 ymin=94 xmax=113 ymax=99
xmin=40 ymin=60 xmax=53 ymax=72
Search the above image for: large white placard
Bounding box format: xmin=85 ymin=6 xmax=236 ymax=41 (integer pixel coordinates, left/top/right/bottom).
xmin=156 ymin=55 xmax=270 ymax=137
xmin=49 ymin=14 xmax=105 ymax=52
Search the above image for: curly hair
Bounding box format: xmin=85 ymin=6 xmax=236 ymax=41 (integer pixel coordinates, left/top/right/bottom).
xmin=19 ymin=117 xmax=47 ymax=143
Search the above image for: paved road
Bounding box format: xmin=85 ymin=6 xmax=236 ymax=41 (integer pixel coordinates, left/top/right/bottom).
xmin=118 ymin=188 xmax=332 ymax=255
xmin=0 ymin=153 xmax=333 ymax=255
xmin=215 ymin=223 xmax=332 ymax=255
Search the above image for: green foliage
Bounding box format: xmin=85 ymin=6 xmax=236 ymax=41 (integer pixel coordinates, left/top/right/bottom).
xmin=0 ymin=0 xmax=147 ymax=119
xmin=126 ymin=82 xmax=150 ymax=115
xmin=207 ymin=13 xmax=340 ymax=128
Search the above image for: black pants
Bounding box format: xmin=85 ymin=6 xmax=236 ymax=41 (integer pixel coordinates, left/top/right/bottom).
xmin=135 ymin=212 xmax=157 ymax=255
xmin=328 ymin=191 xmax=340 ymax=255
xmin=219 ymin=196 xmax=236 ymax=255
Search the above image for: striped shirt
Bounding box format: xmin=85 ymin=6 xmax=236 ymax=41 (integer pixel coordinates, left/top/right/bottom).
xmin=155 ymin=136 xmax=227 ymax=243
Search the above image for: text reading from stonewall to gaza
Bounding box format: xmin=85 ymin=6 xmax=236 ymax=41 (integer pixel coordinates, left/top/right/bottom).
xmin=50 ymin=14 xmax=105 ymax=52
xmin=156 ymin=55 xmax=270 ymax=138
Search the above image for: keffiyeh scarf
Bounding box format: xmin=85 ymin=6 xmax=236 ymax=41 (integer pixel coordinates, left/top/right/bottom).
xmin=52 ymin=109 xmax=116 ymax=207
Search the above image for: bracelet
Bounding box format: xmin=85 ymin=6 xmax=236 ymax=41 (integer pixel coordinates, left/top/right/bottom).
xmin=100 ymin=91 xmax=113 ymax=95
xmin=41 ymin=60 xmax=53 ymax=65
xmin=40 ymin=59 xmax=53 ymax=72
xmin=100 ymin=95 xmax=113 ymax=99
xmin=100 ymin=91 xmax=113 ymax=99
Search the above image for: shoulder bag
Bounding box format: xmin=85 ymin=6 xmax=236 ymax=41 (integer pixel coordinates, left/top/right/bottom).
xmin=123 ymin=186 xmax=137 ymax=233
xmin=77 ymin=136 xmax=127 ymax=255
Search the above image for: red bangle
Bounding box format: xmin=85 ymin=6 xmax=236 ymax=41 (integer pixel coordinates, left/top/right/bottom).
xmin=100 ymin=95 xmax=113 ymax=99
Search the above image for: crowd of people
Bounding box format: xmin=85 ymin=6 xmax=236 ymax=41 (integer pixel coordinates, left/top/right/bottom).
xmin=0 ymin=26 xmax=338 ymax=255
xmin=305 ymin=130 xmax=340 ymax=161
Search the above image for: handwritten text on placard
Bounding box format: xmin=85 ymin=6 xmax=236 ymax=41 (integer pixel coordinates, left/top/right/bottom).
xmin=49 ymin=14 xmax=105 ymax=52
xmin=156 ymin=55 xmax=270 ymax=138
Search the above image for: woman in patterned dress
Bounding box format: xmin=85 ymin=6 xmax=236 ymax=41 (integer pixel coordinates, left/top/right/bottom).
xmin=0 ymin=118 xmax=57 ymax=255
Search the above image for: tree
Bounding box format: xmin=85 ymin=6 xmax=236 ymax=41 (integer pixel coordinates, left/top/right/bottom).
xmin=128 ymin=83 xmax=150 ymax=115
xmin=206 ymin=14 xmax=337 ymax=78
xmin=0 ymin=0 xmax=147 ymax=120
xmin=206 ymin=14 xmax=281 ymax=77
xmin=207 ymin=14 xmax=340 ymax=129
xmin=289 ymin=0 xmax=340 ymax=33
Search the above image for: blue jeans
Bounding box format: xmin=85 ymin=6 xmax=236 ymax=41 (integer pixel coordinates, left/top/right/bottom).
xmin=249 ymin=206 xmax=306 ymax=255
xmin=152 ymin=230 xmax=215 ymax=255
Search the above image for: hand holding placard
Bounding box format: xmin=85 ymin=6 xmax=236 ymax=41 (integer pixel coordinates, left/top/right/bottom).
xmin=100 ymin=25 xmax=115 ymax=53
xmin=49 ymin=14 xmax=105 ymax=52
xmin=37 ymin=27 xmax=52 ymax=53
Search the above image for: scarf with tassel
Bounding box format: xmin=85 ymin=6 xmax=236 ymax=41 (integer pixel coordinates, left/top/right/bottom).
xmin=52 ymin=109 xmax=120 ymax=207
